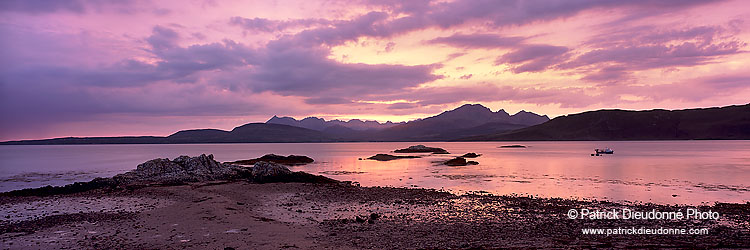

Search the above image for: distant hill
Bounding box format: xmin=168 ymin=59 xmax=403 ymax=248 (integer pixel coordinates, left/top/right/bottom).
xmin=2 ymin=123 xmax=334 ymax=145
xmin=461 ymin=104 xmax=750 ymax=141
xmin=165 ymin=123 xmax=333 ymax=143
xmin=0 ymin=136 xmax=169 ymax=145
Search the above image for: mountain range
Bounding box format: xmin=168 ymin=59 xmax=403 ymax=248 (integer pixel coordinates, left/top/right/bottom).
xmin=266 ymin=116 xmax=404 ymax=131
xmin=263 ymin=104 xmax=550 ymax=141
xmin=2 ymin=103 xmax=747 ymax=144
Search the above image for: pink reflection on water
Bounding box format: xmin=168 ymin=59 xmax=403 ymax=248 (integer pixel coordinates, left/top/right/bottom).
xmin=287 ymin=141 xmax=750 ymax=205
xmin=1 ymin=141 xmax=748 ymax=205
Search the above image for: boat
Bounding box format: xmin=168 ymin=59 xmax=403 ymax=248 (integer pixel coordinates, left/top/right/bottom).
xmin=594 ymin=148 xmax=614 ymax=154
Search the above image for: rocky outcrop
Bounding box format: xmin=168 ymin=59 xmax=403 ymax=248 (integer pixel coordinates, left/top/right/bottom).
xmin=444 ymin=157 xmax=479 ymax=166
xmin=115 ymin=154 xmax=334 ymax=185
xmin=367 ymin=154 xmax=421 ymax=161
xmin=394 ymin=145 xmax=449 ymax=154
xmin=227 ymin=154 xmax=314 ymax=165
xmin=2 ymin=154 xmax=336 ymax=197
xmin=113 ymin=154 xmax=251 ymax=186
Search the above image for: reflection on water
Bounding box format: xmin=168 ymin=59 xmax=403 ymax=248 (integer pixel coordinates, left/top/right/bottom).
xmin=1 ymin=141 xmax=748 ymax=204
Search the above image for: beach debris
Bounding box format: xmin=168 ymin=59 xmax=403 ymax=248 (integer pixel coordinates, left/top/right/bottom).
xmin=499 ymin=145 xmax=526 ymax=148
xmin=594 ymin=148 xmax=614 ymax=154
xmin=226 ymin=154 xmax=314 ymax=165
xmin=444 ymin=157 xmax=479 ymax=166
xmin=460 ymin=153 xmax=481 ymax=158
xmin=369 ymin=213 xmax=381 ymax=221
xmin=367 ymin=154 xmax=421 ymax=161
xmin=394 ymin=145 xmax=450 ymax=154
xmin=355 ymin=216 xmax=367 ymax=223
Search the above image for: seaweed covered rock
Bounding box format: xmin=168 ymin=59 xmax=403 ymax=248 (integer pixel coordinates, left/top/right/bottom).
xmin=394 ymin=145 xmax=449 ymax=154
xmin=1 ymin=178 xmax=118 ymax=197
xmin=227 ymin=154 xmax=314 ymax=165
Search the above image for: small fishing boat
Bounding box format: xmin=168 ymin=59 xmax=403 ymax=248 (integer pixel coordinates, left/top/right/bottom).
xmin=594 ymin=148 xmax=614 ymax=154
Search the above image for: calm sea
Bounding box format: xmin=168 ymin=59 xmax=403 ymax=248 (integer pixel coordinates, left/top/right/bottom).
xmin=0 ymin=141 xmax=748 ymax=204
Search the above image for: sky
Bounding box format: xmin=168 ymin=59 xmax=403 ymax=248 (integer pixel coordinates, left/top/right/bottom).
xmin=1 ymin=0 xmax=749 ymax=140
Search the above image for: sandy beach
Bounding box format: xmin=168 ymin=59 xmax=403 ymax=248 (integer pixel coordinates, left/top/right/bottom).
xmin=2 ymin=180 xmax=748 ymax=249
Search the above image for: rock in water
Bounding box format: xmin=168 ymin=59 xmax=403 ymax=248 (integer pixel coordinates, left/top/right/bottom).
xmin=394 ymin=145 xmax=449 ymax=154
xmin=226 ymin=154 xmax=314 ymax=165
xmin=461 ymin=153 xmax=481 ymax=158
xmin=367 ymin=154 xmax=421 ymax=161
xmin=113 ymin=154 xmax=251 ymax=186
xmin=443 ymin=157 xmax=478 ymax=166
xmin=444 ymin=157 xmax=467 ymax=166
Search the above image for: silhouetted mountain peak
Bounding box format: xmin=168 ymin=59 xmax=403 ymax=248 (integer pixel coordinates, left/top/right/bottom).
xmin=447 ymin=104 xmax=499 ymax=116
xmin=266 ymin=115 xmax=402 ymax=131
xmin=301 ymin=117 xmax=324 ymax=122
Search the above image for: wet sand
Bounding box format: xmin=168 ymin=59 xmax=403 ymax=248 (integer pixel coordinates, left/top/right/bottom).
xmin=1 ymin=181 xmax=748 ymax=249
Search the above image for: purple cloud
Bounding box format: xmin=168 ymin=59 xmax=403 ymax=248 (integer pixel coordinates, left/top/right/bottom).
xmin=497 ymin=45 xmax=570 ymax=73
xmin=245 ymin=47 xmax=442 ymax=96
xmin=427 ymin=33 xmax=526 ymax=48
xmin=0 ymin=0 xmax=85 ymax=14
xmin=304 ymin=97 xmax=353 ymax=105
xmin=229 ymin=17 xmax=332 ymax=33
xmin=146 ymin=25 xmax=180 ymax=51
xmin=565 ymin=42 xmax=742 ymax=70
xmin=0 ymin=0 xmax=147 ymax=14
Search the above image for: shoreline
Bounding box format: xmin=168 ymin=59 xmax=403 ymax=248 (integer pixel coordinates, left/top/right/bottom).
xmin=2 ymin=180 xmax=748 ymax=249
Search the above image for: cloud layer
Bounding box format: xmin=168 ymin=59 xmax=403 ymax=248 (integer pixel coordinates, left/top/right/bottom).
xmin=1 ymin=0 xmax=749 ymax=140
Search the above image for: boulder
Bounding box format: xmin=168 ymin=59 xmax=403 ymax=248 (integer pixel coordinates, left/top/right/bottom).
xmin=227 ymin=154 xmax=314 ymax=165
xmin=444 ymin=157 xmax=479 ymax=166
xmin=251 ymin=161 xmax=293 ymax=181
xmin=250 ymin=161 xmax=337 ymax=184
xmin=367 ymin=154 xmax=421 ymax=161
xmin=394 ymin=145 xmax=449 ymax=154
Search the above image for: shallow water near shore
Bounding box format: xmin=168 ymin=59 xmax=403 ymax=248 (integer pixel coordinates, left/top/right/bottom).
xmin=1 ymin=141 xmax=748 ymax=204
